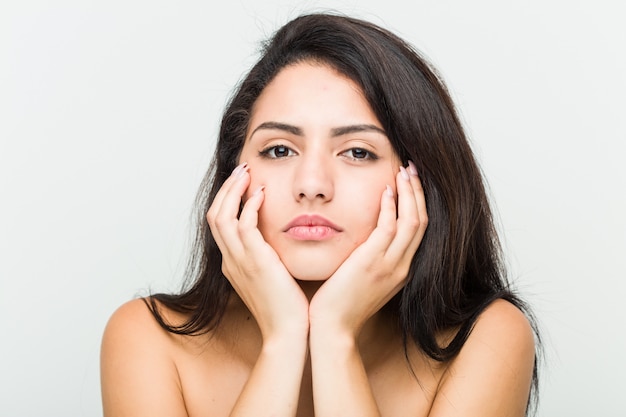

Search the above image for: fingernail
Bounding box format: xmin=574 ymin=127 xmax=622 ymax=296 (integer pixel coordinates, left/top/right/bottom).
xmin=232 ymin=163 xmax=244 ymax=176
xmin=232 ymin=162 xmax=248 ymax=177
xmin=252 ymin=185 xmax=265 ymax=196
xmin=386 ymin=185 xmax=394 ymax=197
xmin=400 ymin=166 xmax=410 ymax=180
xmin=238 ymin=163 xmax=249 ymax=178
xmin=407 ymin=160 xmax=418 ymax=177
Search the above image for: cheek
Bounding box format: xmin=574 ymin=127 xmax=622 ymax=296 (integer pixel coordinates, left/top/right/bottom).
xmin=251 ymin=174 xmax=290 ymax=231
xmin=346 ymin=170 xmax=397 ymax=232
xmin=242 ymin=164 xmax=270 ymax=200
xmin=343 ymin=184 xmax=383 ymax=239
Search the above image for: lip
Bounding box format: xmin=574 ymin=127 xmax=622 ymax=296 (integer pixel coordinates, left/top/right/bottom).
xmin=283 ymin=214 xmax=343 ymax=241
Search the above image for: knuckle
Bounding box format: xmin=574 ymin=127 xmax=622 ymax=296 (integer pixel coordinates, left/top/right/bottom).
xmin=381 ymin=223 xmax=396 ymax=238
xmin=213 ymin=213 xmax=231 ymax=229
xmin=221 ymin=261 xmax=232 ymax=278
xmin=406 ymin=216 xmax=421 ymax=230
xmin=237 ymin=219 xmax=250 ymax=235
xmin=237 ymin=212 xmax=254 ymax=230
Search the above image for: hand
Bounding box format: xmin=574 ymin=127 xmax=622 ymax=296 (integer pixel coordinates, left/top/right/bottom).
xmin=309 ymin=162 xmax=428 ymax=337
xmin=207 ymin=163 xmax=309 ymax=341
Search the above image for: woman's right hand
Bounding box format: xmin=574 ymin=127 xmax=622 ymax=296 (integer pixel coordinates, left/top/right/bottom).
xmin=207 ymin=162 xmax=309 ymax=416
xmin=206 ymin=162 xmax=310 ymax=342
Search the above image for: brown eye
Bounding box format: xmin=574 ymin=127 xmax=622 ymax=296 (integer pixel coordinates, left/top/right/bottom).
xmin=260 ymin=145 xmax=295 ymax=159
xmin=351 ymin=148 xmax=368 ymax=159
xmin=341 ymin=148 xmax=378 ymax=161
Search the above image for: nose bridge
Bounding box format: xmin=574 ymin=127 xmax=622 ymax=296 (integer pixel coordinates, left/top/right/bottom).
xmin=293 ymin=145 xmax=334 ymax=201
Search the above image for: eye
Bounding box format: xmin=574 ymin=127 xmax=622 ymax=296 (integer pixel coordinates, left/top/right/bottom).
xmin=259 ymin=144 xmax=296 ymax=159
xmin=341 ymin=148 xmax=378 ymax=161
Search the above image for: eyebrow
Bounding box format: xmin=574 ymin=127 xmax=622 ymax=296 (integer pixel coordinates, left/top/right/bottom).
xmin=331 ymin=124 xmax=386 ymax=137
xmin=249 ymin=121 xmax=387 ymax=139
xmin=250 ymin=122 xmax=303 ymax=137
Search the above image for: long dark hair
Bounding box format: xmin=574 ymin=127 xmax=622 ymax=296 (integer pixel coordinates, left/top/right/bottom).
xmin=147 ymin=12 xmax=540 ymax=413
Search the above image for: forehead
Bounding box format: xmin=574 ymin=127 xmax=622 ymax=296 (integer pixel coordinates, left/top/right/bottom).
xmin=248 ymin=61 xmax=381 ymax=133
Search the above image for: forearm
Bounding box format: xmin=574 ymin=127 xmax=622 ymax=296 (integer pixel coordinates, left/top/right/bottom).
xmin=230 ymin=333 xmax=308 ymax=417
xmin=309 ymin=325 xmax=381 ymax=417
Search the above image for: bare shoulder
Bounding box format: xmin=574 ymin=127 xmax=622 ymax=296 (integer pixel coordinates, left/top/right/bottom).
xmin=101 ymin=298 xmax=188 ymax=417
xmin=101 ymin=298 xmax=180 ymax=355
xmin=103 ymin=297 xmax=160 ymax=337
xmin=429 ymin=299 xmax=536 ymax=417
xmin=469 ymin=298 xmax=536 ymax=353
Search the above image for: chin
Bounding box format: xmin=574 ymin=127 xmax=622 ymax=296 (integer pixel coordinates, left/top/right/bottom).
xmin=270 ymin=238 xmax=356 ymax=281
xmin=282 ymin=257 xmax=341 ymax=281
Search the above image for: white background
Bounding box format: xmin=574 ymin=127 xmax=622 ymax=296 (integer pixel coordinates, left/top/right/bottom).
xmin=1 ymin=1 xmax=624 ymax=416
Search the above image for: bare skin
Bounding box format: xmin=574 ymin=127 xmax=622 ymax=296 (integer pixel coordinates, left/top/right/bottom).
xmin=101 ymin=297 xmax=534 ymax=417
xmin=101 ymin=63 xmax=536 ymax=416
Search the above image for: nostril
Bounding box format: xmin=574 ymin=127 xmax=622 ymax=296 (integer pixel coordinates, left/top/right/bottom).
xmin=297 ymin=192 xmax=326 ymax=200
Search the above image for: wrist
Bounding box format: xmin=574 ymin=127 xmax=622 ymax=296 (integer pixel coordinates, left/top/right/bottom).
xmin=309 ymin=320 xmax=357 ymax=352
xmin=257 ymin=307 xmax=310 ymax=344
xmin=262 ymin=326 xmax=309 ymax=354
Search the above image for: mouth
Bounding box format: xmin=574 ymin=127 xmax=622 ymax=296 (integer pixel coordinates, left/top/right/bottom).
xmin=283 ymin=214 xmax=342 ymax=241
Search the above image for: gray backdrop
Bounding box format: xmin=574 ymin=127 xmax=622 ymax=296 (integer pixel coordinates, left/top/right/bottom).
xmin=1 ymin=0 xmax=625 ymax=415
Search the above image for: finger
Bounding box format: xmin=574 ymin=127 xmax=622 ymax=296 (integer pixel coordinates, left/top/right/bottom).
xmin=406 ymin=160 xmax=428 ymax=243
xmin=207 ymin=162 xmax=248 ymax=225
xmin=208 ymin=163 xmax=250 ymax=253
xmin=386 ymin=164 xmax=425 ymax=260
xmin=216 ymin=168 xmax=252 ymax=253
xmin=237 ymin=185 xmax=268 ymax=250
xmin=363 ymin=183 xmax=398 ymax=253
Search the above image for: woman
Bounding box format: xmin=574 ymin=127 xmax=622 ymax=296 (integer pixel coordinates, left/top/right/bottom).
xmin=101 ymin=13 xmax=539 ymax=417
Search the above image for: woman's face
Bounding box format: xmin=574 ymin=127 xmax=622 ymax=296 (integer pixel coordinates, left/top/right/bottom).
xmin=238 ymin=62 xmax=401 ymax=281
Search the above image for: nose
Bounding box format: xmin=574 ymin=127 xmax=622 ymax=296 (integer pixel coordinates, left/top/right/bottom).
xmin=292 ymin=151 xmax=334 ymax=203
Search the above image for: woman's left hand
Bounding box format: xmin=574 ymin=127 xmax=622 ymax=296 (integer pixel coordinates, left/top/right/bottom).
xmin=309 ymin=162 xmax=428 ymax=337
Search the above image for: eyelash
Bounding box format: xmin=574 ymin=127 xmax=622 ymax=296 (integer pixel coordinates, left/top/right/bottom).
xmin=259 ymin=144 xmax=296 ymax=159
xmin=258 ymin=145 xmax=379 ymax=161
xmin=341 ymin=148 xmax=379 ymax=161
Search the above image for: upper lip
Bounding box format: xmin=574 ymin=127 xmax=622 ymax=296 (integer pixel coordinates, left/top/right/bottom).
xmin=283 ymin=214 xmax=343 ymax=232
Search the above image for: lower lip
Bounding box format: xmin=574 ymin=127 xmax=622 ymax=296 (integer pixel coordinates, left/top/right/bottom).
xmin=286 ymin=226 xmax=339 ymax=241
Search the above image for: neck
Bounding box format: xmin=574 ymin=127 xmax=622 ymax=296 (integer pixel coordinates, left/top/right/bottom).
xmin=295 ymin=279 xmax=324 ymax=301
